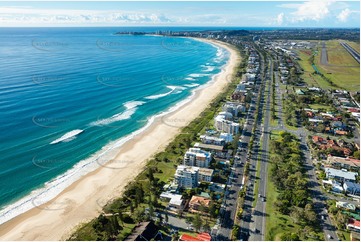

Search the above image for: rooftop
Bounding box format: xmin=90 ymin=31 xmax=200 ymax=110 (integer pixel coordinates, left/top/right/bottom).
xmin=199 ymin=168 xmax=214 ymax=176
xmin=194 ymin=142 xmax=224 ymax=151
xmin=189 ymin=195 xmax=211 ymax=207
xmin=179 ymin=232 xmax=211 ymax=241
xmin=328 ymin=156 xmax=360 ymax=168
xmin=325 ymin=168 xmax=358 ymax=180
xmin=336 ymin=201 xmax=357 ymax=211
xmin=160 ymin=192 xmax=183 ymax=206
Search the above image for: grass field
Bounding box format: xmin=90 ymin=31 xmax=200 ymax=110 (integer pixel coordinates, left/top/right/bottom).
xmin=297 ymin=40 xmax=360 ymax=92
xmin=297 ymin=51 xmax=334 ymax=89
xmin=315 ymin=40 xmax=360 ymax=91
xmin=308 ymin=103 xmax=333 ymax=112
xmin=265 ymin=131 xmax=297 ymax=240
xmin=326 ymin=40 xmax=359 ymax=66
xmin=265 ymin=130 xmax=324 ymax=241
xmin=345 ymin=40 xmax=360 ymax=54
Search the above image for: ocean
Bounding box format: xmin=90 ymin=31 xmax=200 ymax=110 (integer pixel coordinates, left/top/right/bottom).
xmin=0 ymin=27 xmax=229 ymax=224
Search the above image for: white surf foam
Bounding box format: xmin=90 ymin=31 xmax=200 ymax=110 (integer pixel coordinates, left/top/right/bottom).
xmin=50 ymin=129 xmax=84 ymax=145
xmin=145 ymin=86 xmax=176 ymax=100
xmin=185 ymin=77 xmax=195 ymax=81
xmin=145 ymin=86 xmax=186 ymax=100
xmin=188 ymin=73 xmax=210 ymax=78
xmin=202 ymin=65 xmax=216 ymax=72
xmin=90 ymin=101 xmax=145 ymax=126
xmin=184 ymin=84 xmax=200 ymax=88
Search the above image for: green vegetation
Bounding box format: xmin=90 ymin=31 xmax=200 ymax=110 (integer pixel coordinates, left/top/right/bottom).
xmin=298 ymin=40 xmax=360 ymax=91
xmin=232 ymin=225 xmax=240 ymax=240
xmin=265 ymin=131 xmax=323 ymax=241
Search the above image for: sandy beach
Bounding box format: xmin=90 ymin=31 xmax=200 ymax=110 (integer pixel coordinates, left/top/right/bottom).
xmin=0 ymin=39 xmax=241 ymax=240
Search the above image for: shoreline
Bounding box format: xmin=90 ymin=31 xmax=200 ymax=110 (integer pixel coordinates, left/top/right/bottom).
xmin=0 ymin=38 xmax=241 ymax=240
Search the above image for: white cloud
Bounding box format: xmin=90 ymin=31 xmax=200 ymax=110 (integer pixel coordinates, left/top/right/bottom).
xmin=276 ymin=13 xmax=284 ymax=25
xmin=290 ymin=1 xmax=332 ymax=22
xmin=337 ymin=8 xmax=354 ymax=22
xmin=0 ymin=6 xmax=174 ymax=25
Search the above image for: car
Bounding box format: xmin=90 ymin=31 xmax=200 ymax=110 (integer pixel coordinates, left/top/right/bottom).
xmin=258 ymin=194 xmax=262 ymax=198
xmin=327 ymin=234 xmax=332 ymax=239
xmin=262 ymin=197 xmax=266 ymax=202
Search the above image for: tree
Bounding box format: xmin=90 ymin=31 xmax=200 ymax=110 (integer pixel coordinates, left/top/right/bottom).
xmin=203 ymin=223 xmax=211 ymax=232
xmin=165 ymin=213 xmax=169 ymax=224
xmin=290 ymin=207 xmax=304 ymax=224
xmin=280 ymin=232 xmax=299 ymax=241
xmin=209 ymin=202 xmax=218 ymax=218
xmin=192 ymin=214 xmax=203 ymax=232
xmin=353 ymin=150 xmax=360 ymax=159
xmin=335 ymin=211 xmax=348 ymax=229
xmin=237 ymin=208 xmax=243 ymax=219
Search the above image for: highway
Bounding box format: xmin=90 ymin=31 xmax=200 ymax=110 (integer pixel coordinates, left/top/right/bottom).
xmin=237 ymin=47 xmax=270 ymax=241
xmin=249 ymin=57 xmax=272 ymax=241
xmin=216 ymin=57 xmax=261 ymax=240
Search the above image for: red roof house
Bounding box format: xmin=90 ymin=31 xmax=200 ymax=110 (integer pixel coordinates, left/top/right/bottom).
xmin=180 ymin=232 xmax=212 ymax=241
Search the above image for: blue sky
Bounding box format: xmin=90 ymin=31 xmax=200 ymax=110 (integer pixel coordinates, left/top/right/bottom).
xmin=0 ymin=1 xmax=359 ymax=27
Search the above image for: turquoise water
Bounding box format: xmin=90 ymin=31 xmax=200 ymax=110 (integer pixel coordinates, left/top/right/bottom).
xmin=0 ymin=27 xmax=229 ymax=223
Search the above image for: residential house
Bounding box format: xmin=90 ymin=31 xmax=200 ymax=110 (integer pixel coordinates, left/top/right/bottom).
xmin=347 ymin=219 xmax=360 ymax=232
xmin=336 ymin=201 xmax=357 ymax=211
xmin=125 ymin=221 xmax=162 ymax=241
xmin=325 ymin=168 xmax=357 ymax=182
xmin=343 ymin=181 xmax=360 ymax=196
xmin=179 ymin=232 xmax=212 ymax=241
xmin=327 ymin=155 xmax=360 ymax=172
xmin=189 ymin=195 xmax=211 ymax=212
xmin=160 ymin=192 xmax=185 ymax=212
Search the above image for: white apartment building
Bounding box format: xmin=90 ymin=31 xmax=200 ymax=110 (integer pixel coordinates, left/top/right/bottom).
xmin=174 ymin=165 xmax=199 ymax=188
xmin=183 ymin=148 xmax=212 ymax=168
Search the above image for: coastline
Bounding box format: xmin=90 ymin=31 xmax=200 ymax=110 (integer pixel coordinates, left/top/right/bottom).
xmin=0 ymin=38 xmax=241 ymax=240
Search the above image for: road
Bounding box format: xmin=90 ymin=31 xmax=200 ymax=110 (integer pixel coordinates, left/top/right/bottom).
xmin=216 ymin=57 xmax=262 ymax=240
xmin=217 ymin=46 xmax=267 ymax=241
xmin=248 ymin=55 xmax=272 ymax=241
xmin=272 ymin=61 xmax=339 ymax=241
xmin=236 ymin=46 xmax=270 ymax=241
